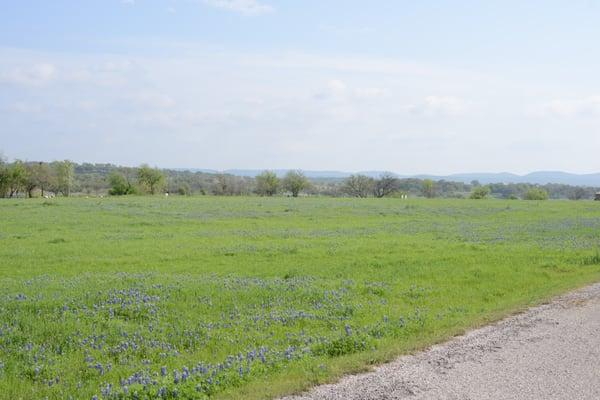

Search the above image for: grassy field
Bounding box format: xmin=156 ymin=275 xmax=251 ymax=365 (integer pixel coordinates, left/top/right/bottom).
xmin=1 ymin=197 xmax=599 ymax=399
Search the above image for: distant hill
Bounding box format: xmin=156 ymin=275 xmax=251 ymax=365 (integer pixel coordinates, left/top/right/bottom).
xmin=177 ymin=169 xmax=600 ymax=187
xmin=414 ymin=171 xmax=600 ymax=186
xmin=178 ymin=169 xmax=352 ymax=179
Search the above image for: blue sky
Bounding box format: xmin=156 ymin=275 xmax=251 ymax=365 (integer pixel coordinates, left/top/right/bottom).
xmin=1 ymin=0 xmax=599 ymax=174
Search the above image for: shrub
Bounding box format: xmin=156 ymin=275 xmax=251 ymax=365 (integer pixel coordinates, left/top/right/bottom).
xmin=178 ymin=183 xmax=191 ymax=196
xmin=582 ymin=249 xmax=600 ymax=265
xmin=312 ymin=334 xmax=369 ymax=357
xmin=108 ymin=172 xmax=136 ymax=195
xmin=524 ymin=188 xmax=548 ymax=200
xmin=469 ymin=186 xmax=490 ymax=199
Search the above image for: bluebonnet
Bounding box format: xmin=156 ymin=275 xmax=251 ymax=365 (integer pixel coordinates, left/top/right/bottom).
xmin=101 ymin=383 xmax=112 ymax=397
xmin=345 ymin=324 xmax=352 ymax=336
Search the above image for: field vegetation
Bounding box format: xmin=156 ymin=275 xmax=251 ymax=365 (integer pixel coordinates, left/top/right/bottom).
xmin=1 ymin=197 xmax=600 ymax=399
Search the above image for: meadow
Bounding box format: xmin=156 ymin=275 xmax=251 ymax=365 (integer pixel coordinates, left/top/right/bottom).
xmin=1 ymin=196 xmax=599 ymax=399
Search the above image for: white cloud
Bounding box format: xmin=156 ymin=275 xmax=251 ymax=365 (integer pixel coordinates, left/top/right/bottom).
xmin=201 ymin=0 xmax=273 ymax=15
xmin=407 ymin=96 xmax=468 ymax=117
xmin=319 ymin=24 xmax=375 ymax=37
xmin=237 ymin=52 xmax=502 ymax=88
xmin=539 ymin=96 xmax=600 ymax=118
xmin=314 ymin=79 xmax=387 ymax=102
xmin=353 ymin=87 xmax=388 ymax=99
xmin=0 ymin=63 xmax=57 ymax=86
xmin=130 ymin=91 xmax=176 ymax=109
xmin=327 ymin=79 xmax=347 ymax=93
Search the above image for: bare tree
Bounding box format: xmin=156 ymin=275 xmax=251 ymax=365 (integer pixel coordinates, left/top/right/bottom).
xmin=373 ymin=172 xmax=399 ymax=198
xmin=213 ymin=173 xmax=231 ymax=195
xmin=212 ymin=173 xmax=252 ymax=195
xmin=343 ymin=174 xmax=374 ymax=198
xmin=569 ymin=187 xmax=587 ymax=200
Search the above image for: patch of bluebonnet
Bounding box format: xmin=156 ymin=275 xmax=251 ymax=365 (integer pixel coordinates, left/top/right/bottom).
xmin=0 ymin=273 xmax=415 ymax=398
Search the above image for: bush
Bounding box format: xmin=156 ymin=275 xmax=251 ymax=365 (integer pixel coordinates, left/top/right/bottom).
xmin=177 ymin=183 xmax=191 ymax=196
xmin=311 ymin=334 xmax=369 ymax=357
xmin=524 ymin=188 xmax=548 ymax=200
xmin=469 ymin=186 xmax=490 ymax=199
xmin=582 ymin=250 xmax=600 ymax=265
xmin=108 ymin=172 xmax=136 ymax=195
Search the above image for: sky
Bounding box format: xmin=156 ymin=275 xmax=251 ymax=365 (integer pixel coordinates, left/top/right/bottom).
xmin=1 ymin=0 xmax=599 ymax=174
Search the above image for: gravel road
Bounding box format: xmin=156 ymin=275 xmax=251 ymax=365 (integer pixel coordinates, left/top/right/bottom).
xmin=283 ymin=283 xmax=600 ymax=400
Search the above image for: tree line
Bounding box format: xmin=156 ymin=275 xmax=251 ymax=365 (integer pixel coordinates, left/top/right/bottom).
xmin=0 ymin=157 xmax=598 ymax=200
xmin=340 ymin=175 xmax=559 ymax=200
xmin=0 ymin=159 xmax=74 ymax=198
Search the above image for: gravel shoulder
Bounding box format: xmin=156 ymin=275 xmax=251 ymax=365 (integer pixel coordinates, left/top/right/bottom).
xmin=283 ymin=283 xmax=600 ymax=400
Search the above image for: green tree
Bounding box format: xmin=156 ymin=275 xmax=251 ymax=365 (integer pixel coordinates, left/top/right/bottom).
xmin=7 ymin=160 xmax=29 ymax=197
xmin=29 ymin=162 xmax=54 ymax=197
xmin=0 ymin=154 xmax=9 ymax=198
xmin=137 ymin=164 xmax=165 ymax=195
xmin=255 ymin=170 xmax=280 ymax=196
xmin=421 ymin=179 xmax=436 ymax=198
xmin=108 ymin=171 xmax=135 ymax=195
xmin=54 ymin=160 xmax=74 ymax=196
xmin=469 ymin=186 xmax=490 ymax=199
xmin=23 ymin=164 xmax=37 ymax=198
xmin=282 ymin=170 xmax=309 ymax=197
xmin=524 ymin=188 xmax=548 ymax=200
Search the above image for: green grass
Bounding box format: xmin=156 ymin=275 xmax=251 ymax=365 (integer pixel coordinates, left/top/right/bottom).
xmin=0 ymin=196 xmax=599 ymax=399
